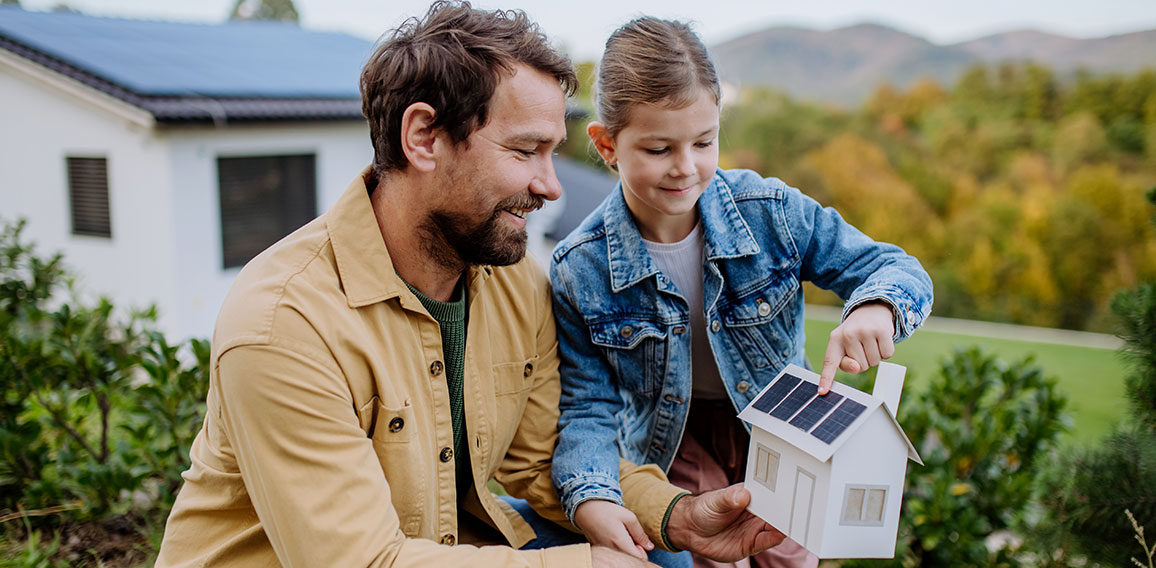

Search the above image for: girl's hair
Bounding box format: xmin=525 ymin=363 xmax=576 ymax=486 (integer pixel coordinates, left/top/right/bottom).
xmin=595 ymin=17 xmax=721 ymax=137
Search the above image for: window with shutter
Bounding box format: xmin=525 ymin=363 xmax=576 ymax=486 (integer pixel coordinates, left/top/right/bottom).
xmin=67 ymin=156 xmax=112 ymax=238
xmin=217 ymin=154 xmax=317 ymax=269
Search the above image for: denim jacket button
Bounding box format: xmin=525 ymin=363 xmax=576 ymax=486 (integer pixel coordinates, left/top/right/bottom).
xmin=620 ymin=326 xmax=634 ymax=338
xmin=710 ymin=320 xmax=721 ymax=333
xmin=757 ymin=302 xmax=772 ymax=316
xmin=672 ymin=325 xmax=686 ymax=335
xmin=736 ymin=381 xmax=751 ymax=393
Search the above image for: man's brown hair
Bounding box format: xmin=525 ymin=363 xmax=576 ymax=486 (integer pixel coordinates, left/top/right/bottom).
xmin=360 ymin=1 xmax=577 ymax=180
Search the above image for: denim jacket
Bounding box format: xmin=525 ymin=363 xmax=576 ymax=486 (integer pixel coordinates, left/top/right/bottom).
xmin=548 ymin=168 xmax=933 ymax=522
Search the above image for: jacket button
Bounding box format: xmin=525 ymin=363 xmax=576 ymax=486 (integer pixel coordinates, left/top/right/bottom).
xmin=620 ymin=325 xmax=634 ymax=338
xmin=736 ymin=381 xmax=750 ymax=393
xmin=710 ymin=320 xmax=721 ymax=333
xmin=440 ymin=447 xmax=453 ymax=462
xmin=388 ymin=417 xmax=404 ymax=433
xmin=672 ymin=326 xmax=686 ymax=335
xmin=664 ymin=394 xmax=684 ymax=405
xmin=429 ymin=360 xmax=444 ymax=376
xmin=441 ymin=534 xmax=456 ymax=546
xmin=757 ymin=302 xmax=772 ymax=316
xmin=523 ymin=362 xmax=533 ymax=377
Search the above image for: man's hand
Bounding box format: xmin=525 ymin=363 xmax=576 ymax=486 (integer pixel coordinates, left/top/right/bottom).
xmin=664 ymin=485 xmax=785 ymax=562
xmin=818 ymin=301 xmax=896 ymax=394
xmin=575 ymin=500 xmax=653 ymax=559
xmin=590 ymin=545 xmax=658 ymax=567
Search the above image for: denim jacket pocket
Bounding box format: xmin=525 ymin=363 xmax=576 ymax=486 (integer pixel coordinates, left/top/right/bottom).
xmin=588 ymin=318 xmax=668 ymax=396
xmin=718 ymin=274 xmax=799 ymax=370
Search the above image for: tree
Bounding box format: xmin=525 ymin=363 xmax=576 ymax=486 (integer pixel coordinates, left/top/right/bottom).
xmin=1030 ymin=189 xmax=1156 ymax=566
xmin=229 ymin=0 xmax=298 ymax=23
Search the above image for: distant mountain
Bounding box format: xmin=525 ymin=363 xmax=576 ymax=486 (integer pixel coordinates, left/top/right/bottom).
xmin=710 ymin=23 xmax=1156 ymax=106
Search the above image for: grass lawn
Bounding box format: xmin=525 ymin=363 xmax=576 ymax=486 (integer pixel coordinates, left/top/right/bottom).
xmin=803 ymin=318 xmax=1130 ymax=446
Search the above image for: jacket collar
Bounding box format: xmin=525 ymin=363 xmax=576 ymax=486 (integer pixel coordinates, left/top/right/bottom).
xmin=327 ymin=167 xmax=488 ymax=309
xmin=602 ymin=170 xmax=760 ymax=292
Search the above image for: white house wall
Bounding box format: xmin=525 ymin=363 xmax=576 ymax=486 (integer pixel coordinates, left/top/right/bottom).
xmin=0 ymin=61 xmax=178 ymax=330
xmin=164 ymin=122 xmax=371 ymax=339
xmin=746 ymin=428 xmax=831 ymax=553
xmin=822 ymin=409 xmax=911 ymax=558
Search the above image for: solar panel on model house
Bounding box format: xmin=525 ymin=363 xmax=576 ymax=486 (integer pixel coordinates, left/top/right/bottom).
xmin=750 ymin=373 xmax=868 ymax=444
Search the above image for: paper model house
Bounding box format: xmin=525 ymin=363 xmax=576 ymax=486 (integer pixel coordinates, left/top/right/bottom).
xmin=738 ymin=362 xmax=921 ymax=559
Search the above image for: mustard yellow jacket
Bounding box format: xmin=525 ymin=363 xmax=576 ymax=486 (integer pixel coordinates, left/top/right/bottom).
xmin=155 ymin=170 xmax=685 ymax=568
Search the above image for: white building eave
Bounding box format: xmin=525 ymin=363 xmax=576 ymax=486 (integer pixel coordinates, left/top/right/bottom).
xmin=0 ymin=47 xmax=155 ymax=130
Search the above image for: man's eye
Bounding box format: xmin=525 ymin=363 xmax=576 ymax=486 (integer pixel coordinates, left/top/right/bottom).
xmin=517 ymin=149 xmax=535 ymax=157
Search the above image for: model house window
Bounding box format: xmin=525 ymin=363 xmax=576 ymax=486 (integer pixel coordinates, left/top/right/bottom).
xmin=66 ymin=156 xmax=111 ymax=238
xmin=753 ymin=444 xmax=780 ymax=491
xmin=218 ymin=154 xmax=316 ymax=268
xmin=840 ymin=485 xmax=887 ymax=526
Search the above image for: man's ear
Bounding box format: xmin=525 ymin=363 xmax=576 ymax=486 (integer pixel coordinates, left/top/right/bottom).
xmin=587 ymin=121 xmax=617 ymax=168
xmin=400 ymin=102 xmax=440 ymax=173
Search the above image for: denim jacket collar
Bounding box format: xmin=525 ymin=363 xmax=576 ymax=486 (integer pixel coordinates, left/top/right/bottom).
xmin=602 ymin=170 xmax=761 ymax=292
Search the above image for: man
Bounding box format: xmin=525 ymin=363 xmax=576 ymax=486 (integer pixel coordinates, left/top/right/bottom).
xmin=156 ymin=2 xmax=783 ymax=566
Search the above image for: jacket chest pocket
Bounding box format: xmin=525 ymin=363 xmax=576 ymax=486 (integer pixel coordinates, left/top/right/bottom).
xmin=357 ymin=397 xmax=424 ymax=536
xmin=589 ymin=318 xmax=668 ymax=396
xmin=717 ymin=274 xmax=799 ymax=371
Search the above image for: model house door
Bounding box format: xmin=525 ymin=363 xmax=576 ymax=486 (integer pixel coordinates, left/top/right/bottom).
xmin=789 ymin=468 xmax=816 ymax=546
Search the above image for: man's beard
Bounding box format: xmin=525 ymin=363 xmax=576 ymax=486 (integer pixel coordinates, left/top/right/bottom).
xmin=422 ymin=193 xmax=545 ymax=269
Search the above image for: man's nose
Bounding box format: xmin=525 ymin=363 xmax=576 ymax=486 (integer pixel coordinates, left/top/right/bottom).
xmin=531 ymin=156 xmax=563 ymax=201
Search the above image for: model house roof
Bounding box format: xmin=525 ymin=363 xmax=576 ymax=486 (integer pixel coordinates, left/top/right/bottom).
xmin=0 ymin=6 xmax=371 ymax=123
xmin=738 ymin=364 xmax=922 ymax=465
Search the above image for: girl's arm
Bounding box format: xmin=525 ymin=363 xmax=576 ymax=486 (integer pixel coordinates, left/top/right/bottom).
xmin=549 ymin=258 xmax=633 ymax=522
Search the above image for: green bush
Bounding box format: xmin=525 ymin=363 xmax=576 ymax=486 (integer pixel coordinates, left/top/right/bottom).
xmin=0 ymin=218 xmax=209 ymax=533
xmin=843 ymin=347 xmax=1068 ymax=567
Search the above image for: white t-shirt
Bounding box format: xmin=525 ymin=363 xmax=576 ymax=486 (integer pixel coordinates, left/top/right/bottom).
xmin=643 ymin=222 xmax=729 ymax=401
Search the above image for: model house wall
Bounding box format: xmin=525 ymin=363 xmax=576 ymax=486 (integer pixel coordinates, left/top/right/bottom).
xmin=739 ymin=363 xmax=920 ymax=559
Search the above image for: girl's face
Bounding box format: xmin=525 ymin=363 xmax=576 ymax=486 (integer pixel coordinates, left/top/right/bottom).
xmin=589 ymin=88 xmax=720 ymax=243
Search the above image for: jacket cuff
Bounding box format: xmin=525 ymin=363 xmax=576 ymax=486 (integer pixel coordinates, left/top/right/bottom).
xmin=557 ymin=473 xmax=623 ymax=525
xmin=843 ymin=284 xmax=928 ymax=342
xmin=619 ymin=462 xmax=689 ymax=552
xmin=660 ymin=492 xmax=692 ymax=552
xmin=536 ymin=543 xmax=592 ymax=568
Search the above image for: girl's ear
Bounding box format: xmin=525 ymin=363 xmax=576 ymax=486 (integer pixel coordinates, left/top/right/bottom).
xmin=587 ymin=121 xmax=618 ymax=167
xmin=400 ymin=102 xmax=440 ymax=173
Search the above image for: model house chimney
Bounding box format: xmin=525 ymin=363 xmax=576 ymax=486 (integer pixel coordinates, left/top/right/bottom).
xmin=872 ymin=362 xmax=906 ymax=418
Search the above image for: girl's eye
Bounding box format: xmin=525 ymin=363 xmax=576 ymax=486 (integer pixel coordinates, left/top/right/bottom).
xmin=645 ymin=147 xmax=669 ymax=155
xmin=695 ymin=140 xmax=715 ymax=148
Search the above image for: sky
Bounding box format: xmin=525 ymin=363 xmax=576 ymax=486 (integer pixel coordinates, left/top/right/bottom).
xmin=17 ymin=0 xmax=1156 ymax=61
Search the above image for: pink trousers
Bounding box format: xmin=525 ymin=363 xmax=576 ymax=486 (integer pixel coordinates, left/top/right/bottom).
xmin=665 ymin=400 xmax=819 ymax=568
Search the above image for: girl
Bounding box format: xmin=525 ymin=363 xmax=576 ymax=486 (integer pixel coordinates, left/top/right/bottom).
xmin=548 ymin=17 xmax=933 ymax=568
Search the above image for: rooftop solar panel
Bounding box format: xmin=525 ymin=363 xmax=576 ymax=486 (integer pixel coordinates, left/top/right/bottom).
xmin=769 ymin=380 xmax=818 ymax=421
xmin=0 ymin=7 xmax=372 ymax=98
xmin=810 ymin=399 xmax=867 ymax=444
xmin=788 ymin=391 xmax=844 ymax=431
xmin=752 ymin=373 xmax=802 ymax=413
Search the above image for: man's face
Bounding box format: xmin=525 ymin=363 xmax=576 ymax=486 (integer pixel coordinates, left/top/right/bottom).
xmin=426 ymin=64 xmax=567 ymax=267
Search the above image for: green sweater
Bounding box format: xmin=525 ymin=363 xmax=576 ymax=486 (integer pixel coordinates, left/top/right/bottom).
xmin=404 ymin=279 xmax=470 ymax=497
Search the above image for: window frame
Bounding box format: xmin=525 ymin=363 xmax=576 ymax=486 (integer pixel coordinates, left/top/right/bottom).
xmin=839 ymin=484 xmax=888 ymax=527
xmin=66 ymin=155 xmax=112 ymax=238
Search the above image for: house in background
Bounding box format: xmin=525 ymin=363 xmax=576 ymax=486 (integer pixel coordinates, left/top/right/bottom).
xmin=0 ymin=6 xmax=614 ymax=339
xmin=737 ymin=362 xmax=922 ymax=559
